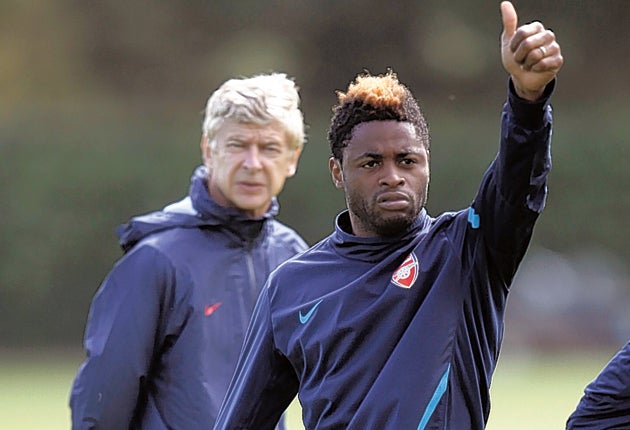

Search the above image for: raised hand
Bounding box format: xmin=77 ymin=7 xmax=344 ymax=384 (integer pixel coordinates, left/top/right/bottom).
xmin=500 ymin=1 xmax=563 ymax=101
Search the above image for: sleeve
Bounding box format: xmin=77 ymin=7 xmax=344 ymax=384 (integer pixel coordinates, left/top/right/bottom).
xmin=214 ymin=286 xmax=299 ymax=430
xmin=566 ymin=341 xmax=630 ymax=429
xmin=470 ymin=78 xmax=554 ymax=284
xmin=69 ymin=246 xmax=175 ymax=429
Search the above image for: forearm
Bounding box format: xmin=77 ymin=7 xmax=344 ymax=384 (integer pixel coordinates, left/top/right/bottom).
xmin=495 ymin=77 xmax=554 ymax=211
xmin=70 ymin=248 xmax=167 ymax=428
xmin=70 ymin=288 xmax=150 ymax=428
xmin=467 ymin=78 xmax=554 ymax=281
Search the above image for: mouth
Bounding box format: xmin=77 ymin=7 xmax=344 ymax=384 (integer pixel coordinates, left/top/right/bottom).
xmin=376 ymin=191 xmax=411 ymax=211
xmin=237 ymin=181 xmax=265 ymax=193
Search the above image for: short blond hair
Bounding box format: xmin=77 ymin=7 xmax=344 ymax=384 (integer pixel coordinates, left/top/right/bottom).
xmin=202 ymin=73 xmax=306 ymax=151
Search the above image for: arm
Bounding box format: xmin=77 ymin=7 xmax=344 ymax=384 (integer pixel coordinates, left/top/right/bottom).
xmin=469 ymin=2 xmax=563 ymax=282
xmin=492 ymin=0 xmax=562 ymax=210
xmin=567 ymin=341 xmax=630 ymax=429
xmin=69 ymin=247 xmax=172 ymax=429
xmin=214 ymin=286 xmax=299 ymax=430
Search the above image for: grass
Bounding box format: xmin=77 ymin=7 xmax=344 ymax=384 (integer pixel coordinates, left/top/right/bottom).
xmin=0 ymin=348 xmax=614 ymax=429
xmin=484 ymin=351 xmax=611 ymax=430
xmin=0 ymin=348 xmax=83 ymax=430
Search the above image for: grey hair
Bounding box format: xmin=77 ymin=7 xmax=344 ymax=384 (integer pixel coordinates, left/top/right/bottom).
xmin=202 ymin=73 xmax=306 ymax=150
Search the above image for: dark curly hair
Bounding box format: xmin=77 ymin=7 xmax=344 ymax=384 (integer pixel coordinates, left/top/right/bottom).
xmin=327 ymin=70 xmax=429 ymax=161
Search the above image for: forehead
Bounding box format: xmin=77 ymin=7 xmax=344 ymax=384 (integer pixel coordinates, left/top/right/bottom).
xmin=345 ymin=120 xmax=421 ymax=155
xmin=217 ymin=118 xmax=287 ymax=142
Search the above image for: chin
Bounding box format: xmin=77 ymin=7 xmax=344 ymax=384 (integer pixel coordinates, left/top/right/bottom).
xmin=239 ymin=200 xmax=271 ymax=215
xmin=373 ymin=216 xmax=414 ymax=237
xmin=235 ymin=196 xmax=266 ymax=209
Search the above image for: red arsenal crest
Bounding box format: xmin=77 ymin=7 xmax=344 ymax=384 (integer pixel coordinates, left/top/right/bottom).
xmin=391 ymin=252 xmax=419 ymax=289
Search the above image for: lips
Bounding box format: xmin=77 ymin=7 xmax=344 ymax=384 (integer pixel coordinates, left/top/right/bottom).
xmin=236 ymin=181 xmax=265 ymax=192
xmin=376 ymin=191 xmax=411 ymax=210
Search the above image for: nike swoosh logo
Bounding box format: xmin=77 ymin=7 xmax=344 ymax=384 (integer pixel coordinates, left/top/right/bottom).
xmin=204 ymin=302 xmax=222 ymax=316
xmin=299 ymin=299 xmax=323 ymax=324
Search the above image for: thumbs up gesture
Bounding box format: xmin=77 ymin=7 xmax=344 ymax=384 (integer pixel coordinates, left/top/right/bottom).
xmin=500 ymin=1 xmax=563 ymax=101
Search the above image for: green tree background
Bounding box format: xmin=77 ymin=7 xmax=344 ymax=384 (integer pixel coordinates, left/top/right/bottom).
xmin=1 ymin=0 xmax=628 ymax=348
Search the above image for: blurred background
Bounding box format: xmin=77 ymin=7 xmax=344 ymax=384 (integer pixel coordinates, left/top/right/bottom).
xmin=0 ymin=0 xmax=628 ymax=428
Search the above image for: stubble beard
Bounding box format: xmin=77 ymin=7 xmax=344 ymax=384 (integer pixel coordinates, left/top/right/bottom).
xmin=348 ymin=189 xmax=426 ymax=237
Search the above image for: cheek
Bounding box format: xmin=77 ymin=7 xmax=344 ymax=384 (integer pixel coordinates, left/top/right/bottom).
xmin=268 ymin=169 xmax=289 ymax=193
xmin=269 ymin=159 xmax=294 ymax=182
xmin=206 ymin=149 xmax=224 ymax=170
xmin=214 ymin=153 xmax=241 ymax=173
xmin=343 ymin=179 xmax=368 ymax=201
xmin=415 ymin=165 xmax=430 ymax=184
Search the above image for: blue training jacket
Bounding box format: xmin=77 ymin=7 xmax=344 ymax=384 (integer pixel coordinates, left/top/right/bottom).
xmin=566 ymin=341 xmax=630 ymax=429
xmin=214 ymin=79 xmax=555 ymax=430
xmin=70 ymin=166 xmax=307 ymax=429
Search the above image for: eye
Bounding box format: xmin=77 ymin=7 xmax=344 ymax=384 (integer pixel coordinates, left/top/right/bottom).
xmin=400 ymin=158 xmax=416 ymax=166
xmin=263 ymin=144 xmax=282 ymax=154
xmin=226 ymin=140 xmax=245 ymax=150
xmin=362 ymin=160 xmax=380 ymax=169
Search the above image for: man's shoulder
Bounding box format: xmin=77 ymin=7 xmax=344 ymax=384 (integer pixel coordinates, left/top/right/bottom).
xmin=123 ymin=225 xmax=220 ymax=264
xmin=268 ymin=235 xmax=333 ymax=277
xmin=267 ymin=219 xmax=308 ymax=251
xmin=424 ymin=208 xmax=470 ymax=236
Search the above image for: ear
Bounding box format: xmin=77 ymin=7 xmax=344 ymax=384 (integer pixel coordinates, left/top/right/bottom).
xmin=201 ymin=136 xmax=212 ymax=167
xmin=286 ymin=147 xmax=303 ymax=177
xmin=329 ymin=157 xmax=344 ymax=189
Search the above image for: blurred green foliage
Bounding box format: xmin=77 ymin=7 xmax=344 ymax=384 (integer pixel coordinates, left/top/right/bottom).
xmin=0 ymin=0 xmax=628 ymax=346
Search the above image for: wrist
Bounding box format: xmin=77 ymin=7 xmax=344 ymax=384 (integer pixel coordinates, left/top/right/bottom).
xmin=513 ymin=84 xmax=545 ymax=102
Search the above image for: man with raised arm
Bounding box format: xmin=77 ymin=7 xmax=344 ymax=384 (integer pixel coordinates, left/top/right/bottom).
xmin=215 ymin=2 xmax=563 ymax=429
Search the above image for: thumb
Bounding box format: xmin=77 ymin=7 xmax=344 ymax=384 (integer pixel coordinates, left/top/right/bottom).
xmin=500 ymin=1 xmax=517 ymax=38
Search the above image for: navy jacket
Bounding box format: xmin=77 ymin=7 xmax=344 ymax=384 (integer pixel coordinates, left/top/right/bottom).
xmin=566 ymin=341 xmax=630 ymax=429
xmin=214 ymin=80 xmax=554 ymax=430
xmin=70 ymin=166 xmax=307 ymax=429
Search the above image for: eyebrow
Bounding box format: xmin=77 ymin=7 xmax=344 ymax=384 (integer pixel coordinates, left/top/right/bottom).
xmin=227 ymin=135 xmax=282 ymax=144
xmin=358 ymin=152 xmax=383 ymax=160
xmin=355 ymin=150 xmax=419 ymax=160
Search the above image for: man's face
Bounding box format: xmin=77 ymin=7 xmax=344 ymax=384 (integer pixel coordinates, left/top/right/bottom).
xmin=330 ymin=120 xmax=429 ymax=237
xmin=203 ymin=119 xmax=301 ymax=218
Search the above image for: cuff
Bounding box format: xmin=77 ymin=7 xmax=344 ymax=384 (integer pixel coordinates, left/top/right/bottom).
xmin=507 ymin=77 xmax=555 ymax=130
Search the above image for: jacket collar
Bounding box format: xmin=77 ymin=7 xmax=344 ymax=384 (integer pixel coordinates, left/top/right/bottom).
xmin=330 ymin=209 xmax=429 ymax=262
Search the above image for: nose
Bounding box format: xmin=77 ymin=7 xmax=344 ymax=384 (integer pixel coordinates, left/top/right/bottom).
xmin=243 ymin=146 xmax=263 ymax=170
xmin=379 ymin=163 xmax=405 ymax=188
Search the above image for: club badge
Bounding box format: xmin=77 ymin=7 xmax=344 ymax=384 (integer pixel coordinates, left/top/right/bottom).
xmin=391 ymin=252 xmax=419 ymax=289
